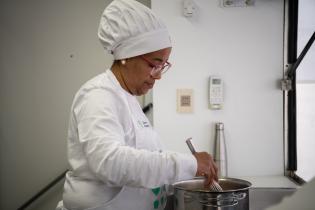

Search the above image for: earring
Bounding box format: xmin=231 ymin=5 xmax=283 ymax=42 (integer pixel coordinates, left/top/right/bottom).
xmin=121 ymin=59 xmax=126 ymax=65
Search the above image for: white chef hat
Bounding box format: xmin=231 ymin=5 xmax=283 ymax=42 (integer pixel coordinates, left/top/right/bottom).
xmin=98 ymin=0 xmax=172 ymax=60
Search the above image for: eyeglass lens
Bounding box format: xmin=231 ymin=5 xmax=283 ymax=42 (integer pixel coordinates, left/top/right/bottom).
xmin=151 ymin=64 xmax=170 ymax=76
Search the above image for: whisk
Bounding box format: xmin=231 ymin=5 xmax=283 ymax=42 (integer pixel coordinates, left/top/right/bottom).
xmin=185 ymin=138 xmax=223 ymax=192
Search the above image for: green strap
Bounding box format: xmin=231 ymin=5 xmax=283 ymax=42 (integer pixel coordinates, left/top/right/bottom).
xmin=151 ymin=187 xmax=161 ymax=196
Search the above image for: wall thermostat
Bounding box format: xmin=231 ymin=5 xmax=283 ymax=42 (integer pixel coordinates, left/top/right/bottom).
xmin=209 ymin=76 xmax=223 ymax=110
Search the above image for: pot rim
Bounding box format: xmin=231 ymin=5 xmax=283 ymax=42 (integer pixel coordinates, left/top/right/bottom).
xmin=173 ymin=177 xmax=252 ymax=193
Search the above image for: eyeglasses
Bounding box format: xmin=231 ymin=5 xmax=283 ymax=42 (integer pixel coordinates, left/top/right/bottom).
xmin=140 ymin=56 xmax=172 ymax=77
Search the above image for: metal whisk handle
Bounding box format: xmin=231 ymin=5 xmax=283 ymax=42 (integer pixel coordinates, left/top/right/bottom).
xmin=185 ymin=137 xmax=223 ymax=192
xmin=185 ymin=138 xmax=196 ymax=154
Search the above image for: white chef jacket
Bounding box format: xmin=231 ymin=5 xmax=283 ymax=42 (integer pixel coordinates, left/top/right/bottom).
xmin=62 ymin=69 xmax=197 ymax=210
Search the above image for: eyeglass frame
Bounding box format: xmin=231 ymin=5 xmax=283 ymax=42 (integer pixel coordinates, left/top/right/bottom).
xmin=139 ymin=56 xmax=172 ymax=77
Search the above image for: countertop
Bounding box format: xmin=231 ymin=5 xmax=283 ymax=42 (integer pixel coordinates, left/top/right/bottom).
xmin=234 ymin=175 xmax=299 ymax=188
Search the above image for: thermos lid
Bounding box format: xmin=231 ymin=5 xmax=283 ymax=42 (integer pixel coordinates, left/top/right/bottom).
xmin=215 ymin=122 xmax=224 ymax=130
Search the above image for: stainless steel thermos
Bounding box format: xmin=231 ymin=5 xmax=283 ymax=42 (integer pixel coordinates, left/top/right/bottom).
xmin=214 ymin=122 xmax=227 ymax=177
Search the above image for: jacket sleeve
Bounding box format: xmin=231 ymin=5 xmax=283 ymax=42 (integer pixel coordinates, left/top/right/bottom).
xmin=75 ymin=89 xmax=197 ymax=188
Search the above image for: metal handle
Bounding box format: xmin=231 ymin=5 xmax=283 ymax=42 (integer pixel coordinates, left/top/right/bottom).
xmin=233 ymin=192 xmax=247 ymax=200
xmin=198 ymin=192 xmax=247 ymax=207
xmin=184 ymin=191 xmax=195 ymax=203
xmin=199 ymin=196 xmax=238 ymax=207
xmin=185 ymin=137 xmax=196 ymax=154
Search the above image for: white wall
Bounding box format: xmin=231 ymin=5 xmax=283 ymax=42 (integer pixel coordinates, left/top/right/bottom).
xmin=297 ymin=0 xmax=315 ymax=81
xmin=296 ymin=83 xmax=315 ymax=181
xmin=296 ymin=0 xmax=315 ymax=182
xmin=152 ymin=0 xmax=284 ymax=177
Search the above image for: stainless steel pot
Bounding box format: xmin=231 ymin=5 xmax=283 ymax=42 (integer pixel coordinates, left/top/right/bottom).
xmin=173 ymin=177 xmax=252 ymax=210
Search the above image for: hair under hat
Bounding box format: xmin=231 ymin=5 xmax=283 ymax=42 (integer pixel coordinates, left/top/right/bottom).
xmin=98 ymin=0 xmax=172 ymax=60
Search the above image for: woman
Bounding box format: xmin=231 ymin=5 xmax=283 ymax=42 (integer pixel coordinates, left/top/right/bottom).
xmin=59 ymin=0 xmax=218 ymax=209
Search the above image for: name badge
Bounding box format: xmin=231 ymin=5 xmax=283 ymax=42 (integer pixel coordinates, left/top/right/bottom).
xmin=137 ymin=120 xmax=150 ymax=128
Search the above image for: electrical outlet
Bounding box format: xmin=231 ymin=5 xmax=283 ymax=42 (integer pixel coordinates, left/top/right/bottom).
xmin=177 ymin=89 xmax=193 ymax=113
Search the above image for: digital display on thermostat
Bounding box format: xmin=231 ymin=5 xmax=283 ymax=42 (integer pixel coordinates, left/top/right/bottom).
xmin=213 ymin=79 xmax=221 ymax=84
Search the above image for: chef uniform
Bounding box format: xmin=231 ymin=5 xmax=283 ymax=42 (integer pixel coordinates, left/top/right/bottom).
xmin=57 ymin=0 xmax=197 ymax=209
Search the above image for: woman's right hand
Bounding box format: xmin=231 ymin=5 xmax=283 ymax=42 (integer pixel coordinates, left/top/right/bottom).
xmin=193 ymin=152 xmax=218 ymax=188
